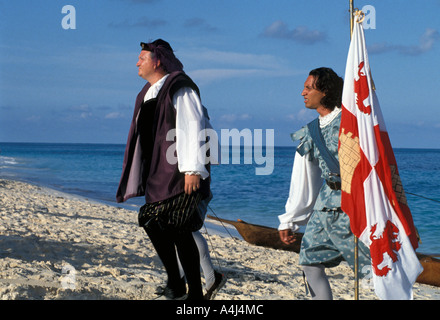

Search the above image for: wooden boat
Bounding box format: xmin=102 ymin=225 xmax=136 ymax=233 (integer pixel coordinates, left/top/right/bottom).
xmin=207 ymin=215 xmax=302 ymax=253
xmin=207 ymin=215 xmax=440 ymax=288
xmin=416 ymin=254 xmax=440 ymax=287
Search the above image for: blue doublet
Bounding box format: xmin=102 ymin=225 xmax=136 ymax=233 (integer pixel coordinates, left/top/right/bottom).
xmin=293 ymin=113 xmax=371 ymax=272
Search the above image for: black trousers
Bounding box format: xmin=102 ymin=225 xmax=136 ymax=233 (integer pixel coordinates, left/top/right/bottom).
xmin=145 ymin=221 xmax=203 ymax=299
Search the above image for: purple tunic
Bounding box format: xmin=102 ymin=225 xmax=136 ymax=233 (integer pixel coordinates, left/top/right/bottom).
xmin=116 ymin=71 xmax=210 ymax=204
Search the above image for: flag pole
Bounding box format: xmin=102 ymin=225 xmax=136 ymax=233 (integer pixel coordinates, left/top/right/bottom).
xmin=350 ymin=0 xmax=354 ymax=38
xmin=348 ymin=0 xmax=360 ymax=301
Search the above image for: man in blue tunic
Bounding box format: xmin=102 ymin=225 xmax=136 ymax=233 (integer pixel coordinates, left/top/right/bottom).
xmin=278 ymin=68 xmax=370 ymax=300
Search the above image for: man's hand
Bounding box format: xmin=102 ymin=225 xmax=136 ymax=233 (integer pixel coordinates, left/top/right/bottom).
xmin=184 ymin=174 xmax=200 ymax=195
xmin=279 ymin=229 xmax=297 ymax=245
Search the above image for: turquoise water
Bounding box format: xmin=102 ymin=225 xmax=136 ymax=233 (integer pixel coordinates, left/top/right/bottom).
xmin=1 ymin=142 xmax=439 ymax=254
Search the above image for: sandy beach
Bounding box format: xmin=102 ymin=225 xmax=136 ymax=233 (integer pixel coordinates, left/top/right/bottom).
xmin=1 ymin=178 xmax=439 ymax=301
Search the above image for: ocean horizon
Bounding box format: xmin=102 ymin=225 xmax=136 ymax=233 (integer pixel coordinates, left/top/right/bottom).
xmin=1 ymin=141 xmax=439 ymax=254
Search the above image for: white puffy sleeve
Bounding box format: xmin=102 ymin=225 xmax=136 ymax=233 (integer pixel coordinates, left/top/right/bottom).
xmin=278 ymin=151 xmax=323 ymax=231
xmin=173 ymin=87 xmax=210 ymax=179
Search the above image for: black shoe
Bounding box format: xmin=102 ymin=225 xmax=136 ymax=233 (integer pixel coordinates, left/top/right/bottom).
xmin=162 ymin=286 xmax=187 ymax=300
xmin=155 ymin=282 xmax=187 ymax=300
xmin=204 ymin=271 xmax=226 ymax=300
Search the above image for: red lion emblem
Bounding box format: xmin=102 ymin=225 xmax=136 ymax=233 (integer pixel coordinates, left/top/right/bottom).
xmin=354 ymin=61 xmax=372 ymax=115
xmin=369 ymin=220 xmax=402 ymax=277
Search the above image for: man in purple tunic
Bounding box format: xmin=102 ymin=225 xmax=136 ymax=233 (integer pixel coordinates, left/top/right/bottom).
xmin=116 ymin=39 xmax=213 ymax=300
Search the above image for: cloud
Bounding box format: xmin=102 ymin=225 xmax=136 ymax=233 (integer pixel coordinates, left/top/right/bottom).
xmin=369 ymin=28 xmax=440 ymax=55
xmin=261 ymin=20 xmax=327 ymax=45
xmin=180 ymin=48 xmax=305 ymax=84
xmin=183 ymin=18 xmax=217 ymax=32
xmin=119 ymin=0 xmax=158 ymax=3
xmin=69 ymin=104 xmax=90 ymax=112
xmin=109 ymin=16 xmax=167 ymax=28
xmin=104 ymin=112 xmax=125 ymax=119
xmin=193 ymin=49 xmax=277 ymax=69
xmin=286 ymin=109 xmax=315 ymax=123
xmin=25 ymin=115 xmax=41 ymax=122
xmin=188 ymin=68 xmax=260 ymax=84
xmin=219 ymin=113 xmax=252 ymax=123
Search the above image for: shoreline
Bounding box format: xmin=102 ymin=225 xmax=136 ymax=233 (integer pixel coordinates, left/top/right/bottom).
xmin=1 ymin=178 xmax=439 ymax=300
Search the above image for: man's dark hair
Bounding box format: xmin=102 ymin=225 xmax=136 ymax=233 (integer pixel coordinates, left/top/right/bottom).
xmin=309 ymin=67 xmax=343 ymax=110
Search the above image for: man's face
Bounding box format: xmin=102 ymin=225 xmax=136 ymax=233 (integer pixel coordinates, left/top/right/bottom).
xmin=302 ymin=75 xmax=326 ymax=111
xmin=136 ymin=51 xmax=156 ymax=80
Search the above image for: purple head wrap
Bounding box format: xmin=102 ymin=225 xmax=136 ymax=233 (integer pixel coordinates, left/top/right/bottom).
xmin=140 ymin=39 xmax=184 ymax=73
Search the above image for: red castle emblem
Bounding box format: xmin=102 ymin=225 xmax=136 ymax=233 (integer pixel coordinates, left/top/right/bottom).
xmin=354 ymin=61 xmax=372 ymax=115
xmin=369 ymin=220 xmax=402 ymax=277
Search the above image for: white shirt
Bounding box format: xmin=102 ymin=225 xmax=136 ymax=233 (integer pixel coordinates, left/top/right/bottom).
xmin=143 ymin=74 xmax=210 ymax=179
xmin=278 ymin=108 xmax=341 ymax=231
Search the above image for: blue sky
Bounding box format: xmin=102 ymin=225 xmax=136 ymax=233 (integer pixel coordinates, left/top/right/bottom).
xmin=1 ymin=0 xmax=439 ymax=148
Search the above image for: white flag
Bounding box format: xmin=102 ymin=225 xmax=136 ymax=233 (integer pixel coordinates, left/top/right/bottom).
xmin=338 ymin=15 xmax=423 ymax=300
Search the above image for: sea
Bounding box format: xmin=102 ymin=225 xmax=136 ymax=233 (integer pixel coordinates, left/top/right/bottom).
xmin=1 ymin=142 xmax=439 ymax=254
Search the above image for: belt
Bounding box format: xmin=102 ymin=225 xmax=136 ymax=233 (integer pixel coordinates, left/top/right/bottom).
xmin=326 ymin=180 xmax=341 ymax=190
xmin=322 ymin=207 xmax=343 ymax=213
